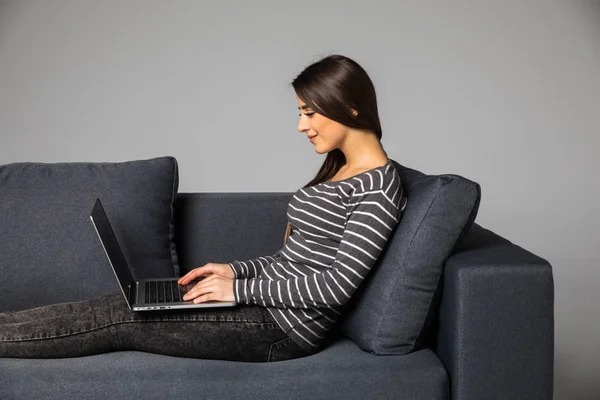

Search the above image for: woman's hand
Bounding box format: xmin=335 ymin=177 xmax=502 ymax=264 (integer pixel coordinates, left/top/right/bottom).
xmin=177 ymin=263 xmax=236 ymax=303
xmin=178 ymin=263 xmax=234 ymax=285
xmin=181 ymin=274 xmax=235 ymax=304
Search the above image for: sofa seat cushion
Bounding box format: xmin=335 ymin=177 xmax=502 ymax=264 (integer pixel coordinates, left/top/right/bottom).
xmin=0 ymin=338 xmax=448 ymax=400
xmin=338 ymin=160 xmax=481 ymax=355
xmin=0 ymin=156 xmax=180 ymax=312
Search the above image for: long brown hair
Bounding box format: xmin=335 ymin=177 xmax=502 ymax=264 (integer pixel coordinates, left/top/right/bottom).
xmin=283 ymin=53 xmax=386 ymax=245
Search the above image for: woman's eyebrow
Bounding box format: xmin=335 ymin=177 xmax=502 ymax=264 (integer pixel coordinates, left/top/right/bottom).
xmin=298 ymin=105 xmax=312 ymax=110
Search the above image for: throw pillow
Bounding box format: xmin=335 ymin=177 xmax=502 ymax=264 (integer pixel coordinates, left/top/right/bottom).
xmin=0 ymin=156 xmax=180 ymax=311
xmin=337 ymin=159 xmax=481 ymax=355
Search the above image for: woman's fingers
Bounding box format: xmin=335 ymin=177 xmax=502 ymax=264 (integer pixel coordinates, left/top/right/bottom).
xmin=182 ymin=274 xmax=218 ymax=300
xmin=178 ymin=263 xmax=234 ymax=285
xmin=192 ymin=293 xmax=214 ymax=303
xmin=177 ymin=269 xmax=193 ymax=284
xmin=177 ymin=270 xmax=194 ymax=285
xmin=177 ymin=267 xmax=206 ymax=285
xmin=182 ymin=275 xmax=234 ymax=303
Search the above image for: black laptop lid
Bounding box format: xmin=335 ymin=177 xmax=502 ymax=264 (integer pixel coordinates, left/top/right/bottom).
xmin=89 ymin=198 xmax=134 ymax=306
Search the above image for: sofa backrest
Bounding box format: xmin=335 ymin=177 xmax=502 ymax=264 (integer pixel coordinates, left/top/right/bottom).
xmin=173 ymin=192 xmax=292 ymax=275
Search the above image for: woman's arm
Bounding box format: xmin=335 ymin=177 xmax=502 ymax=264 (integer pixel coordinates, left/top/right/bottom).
xmin=228 ymin=253 xmax=279 ymax=279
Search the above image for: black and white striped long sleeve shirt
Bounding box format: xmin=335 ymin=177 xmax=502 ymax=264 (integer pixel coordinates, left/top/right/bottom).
xmin=228 ymin=159 xmax=407 ymax=354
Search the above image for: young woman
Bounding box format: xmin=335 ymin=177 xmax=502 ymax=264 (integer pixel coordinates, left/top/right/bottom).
xmin=0 ymin=54 xmax=407 ymax=363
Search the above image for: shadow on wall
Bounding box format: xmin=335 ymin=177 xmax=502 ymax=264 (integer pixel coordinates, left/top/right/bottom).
xmin=554 ymin=349 xmax=600 ymax=400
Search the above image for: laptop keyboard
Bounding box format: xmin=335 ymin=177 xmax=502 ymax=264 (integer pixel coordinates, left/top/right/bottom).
xmin=145 ymin=280 xmax=183 ymax=304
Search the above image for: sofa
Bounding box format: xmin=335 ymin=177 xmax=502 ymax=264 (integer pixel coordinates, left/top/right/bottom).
xmin=0 ymin=157 xmax=554 ymax=399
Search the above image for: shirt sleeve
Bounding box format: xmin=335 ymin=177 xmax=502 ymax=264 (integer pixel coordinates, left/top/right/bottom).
xmin=228 ymin=253 xmax=279 ymax=279
xmin=233 ymin=176 xmax=406 ymax=308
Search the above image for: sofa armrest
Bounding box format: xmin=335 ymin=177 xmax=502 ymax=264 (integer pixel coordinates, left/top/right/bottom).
xmin=433 ymin=223 xmax=554 ymax=400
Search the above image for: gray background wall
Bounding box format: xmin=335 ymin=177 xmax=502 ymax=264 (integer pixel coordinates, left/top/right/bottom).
xmin=0 ymin=1 xmax=598 ymax=398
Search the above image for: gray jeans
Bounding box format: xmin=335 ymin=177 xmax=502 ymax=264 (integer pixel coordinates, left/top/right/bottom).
xmin=0 ymin=291 xmax=311 ymax=362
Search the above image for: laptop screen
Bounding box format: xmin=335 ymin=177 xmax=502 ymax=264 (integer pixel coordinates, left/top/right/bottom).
xmin=89 ymin=198 xmax=135 ymax=307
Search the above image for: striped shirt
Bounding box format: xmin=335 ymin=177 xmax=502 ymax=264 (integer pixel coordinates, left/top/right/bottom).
xmin=228 ymin=159 xmax=407 ymax=354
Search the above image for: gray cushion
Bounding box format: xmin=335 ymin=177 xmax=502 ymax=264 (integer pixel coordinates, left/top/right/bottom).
xmin=338 ymin=160 xmax=481 ymax=355
xmin=0 ymin=156 xmax=180 ymax=312
xmin=0 ymin=338 xmax=448 ymax=400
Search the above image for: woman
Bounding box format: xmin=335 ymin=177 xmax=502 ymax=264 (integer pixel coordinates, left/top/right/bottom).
xmin=0 ymin=54 xmax=407 ymax=363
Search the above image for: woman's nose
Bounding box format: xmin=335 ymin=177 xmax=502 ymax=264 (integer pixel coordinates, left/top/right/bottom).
xmin=298 ymin=117 xmax=309 ymax=133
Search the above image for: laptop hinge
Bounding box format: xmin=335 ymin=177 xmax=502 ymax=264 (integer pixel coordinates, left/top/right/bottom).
xmin=129 ymin=282 xmax=138 ymax=306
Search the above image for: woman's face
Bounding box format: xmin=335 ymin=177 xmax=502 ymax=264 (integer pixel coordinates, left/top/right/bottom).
xmin=296 ymin=95 xmax=348 ymax=154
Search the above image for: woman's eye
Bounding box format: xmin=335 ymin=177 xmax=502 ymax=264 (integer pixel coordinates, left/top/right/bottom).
xmin=298 ymin=112 xmax=315 ymax=117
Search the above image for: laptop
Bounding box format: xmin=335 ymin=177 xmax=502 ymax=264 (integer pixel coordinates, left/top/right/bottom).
xmin=89 ymin=198 xmax=237 ymax=311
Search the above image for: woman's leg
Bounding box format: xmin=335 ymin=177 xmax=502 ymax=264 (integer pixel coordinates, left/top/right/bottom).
xmin=0 ymin=293 xmax=109 ymax=324
xmin=0 ymin=291 xmax=311 ymax=362
xmin=120 ymin=302 xmax=311 ymax=362
xmin=0 ymin=291 xmax=130 ymax=358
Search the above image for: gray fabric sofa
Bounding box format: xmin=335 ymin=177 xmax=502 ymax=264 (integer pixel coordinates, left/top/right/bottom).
xmin=0 ymin=169 xmax=554 ymax=399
